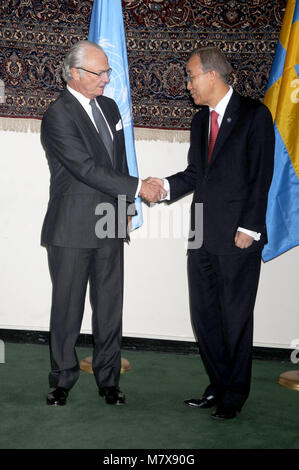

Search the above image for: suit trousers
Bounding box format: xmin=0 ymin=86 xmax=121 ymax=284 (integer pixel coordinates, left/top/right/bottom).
xmin=46 ymin=239 xmax=124 ymax=391
xmin=187 ymin=245 xmax=261 ymax=409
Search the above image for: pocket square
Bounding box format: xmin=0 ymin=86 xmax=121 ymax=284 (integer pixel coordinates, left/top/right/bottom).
xmin=116 ymin=119 xmax=123 ymax=131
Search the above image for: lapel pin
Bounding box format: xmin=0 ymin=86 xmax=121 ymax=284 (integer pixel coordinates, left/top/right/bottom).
xmin=227 ymin=117 xmax=232 ymax=123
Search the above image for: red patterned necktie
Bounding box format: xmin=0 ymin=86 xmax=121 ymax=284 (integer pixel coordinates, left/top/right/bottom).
xmin=208 ymin=110 xmax=219 ymax=163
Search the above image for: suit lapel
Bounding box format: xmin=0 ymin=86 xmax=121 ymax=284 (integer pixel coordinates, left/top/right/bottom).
xmin=208 ymin=91 xmax=241 ymax=167
xmin=62 ymin=90 xmax=114 ymax=168
xmin=200 ymin=108 xmax=209 ymax=172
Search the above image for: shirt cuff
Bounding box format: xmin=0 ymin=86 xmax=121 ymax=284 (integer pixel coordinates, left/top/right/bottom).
xmin=237 ymin=227 xmax=261 ymax=241
xmin=161 ymin=178 xmax=170 ymax=200
xmin=135 ymin=179 xmax=142 ymax=199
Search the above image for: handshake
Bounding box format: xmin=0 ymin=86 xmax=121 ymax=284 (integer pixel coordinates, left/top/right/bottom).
xmin=139 ymin=177 xmax=167 ymax=204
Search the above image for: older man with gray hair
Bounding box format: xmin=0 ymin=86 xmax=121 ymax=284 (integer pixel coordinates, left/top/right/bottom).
xmin=41 ymin=40 xmax=164 ymax=407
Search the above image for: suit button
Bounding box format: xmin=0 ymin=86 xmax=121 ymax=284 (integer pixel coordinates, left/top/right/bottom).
xmin=205 ymin=175 xmax=209 ymax=180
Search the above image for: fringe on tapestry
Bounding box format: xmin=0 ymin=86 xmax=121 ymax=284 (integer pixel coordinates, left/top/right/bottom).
xmin=0 ymin=117 xmax=190 ymax=143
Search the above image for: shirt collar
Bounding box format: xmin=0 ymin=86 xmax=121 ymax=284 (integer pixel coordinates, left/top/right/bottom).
xmin=67 ymin=85 xmax=92 ymax=109
xmin=209 ymin=86 xmax=233 ymax=117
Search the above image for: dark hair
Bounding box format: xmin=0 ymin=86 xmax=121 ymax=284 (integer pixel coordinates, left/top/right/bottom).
xmin=189 ymin=47 xmax=233 ymax=84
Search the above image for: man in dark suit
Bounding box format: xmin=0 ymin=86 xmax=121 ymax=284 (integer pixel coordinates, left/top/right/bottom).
xmin=41 ymin=40 xmax=164 ymax=406
xmin=147 ymin=47 xmax=274 ymax=419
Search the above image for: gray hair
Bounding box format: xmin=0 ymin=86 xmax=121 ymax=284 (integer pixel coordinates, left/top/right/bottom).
xmin=62 ymin=40 xmax=105 ymax=82
xmin=190 ymin=47 xmax=233 ymax=84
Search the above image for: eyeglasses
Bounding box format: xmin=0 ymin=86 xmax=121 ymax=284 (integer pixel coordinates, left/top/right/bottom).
xmin=186 ymin=71 xmax=210 ymax=83
xmin=76 ymin=67 xmax=112 ymax=79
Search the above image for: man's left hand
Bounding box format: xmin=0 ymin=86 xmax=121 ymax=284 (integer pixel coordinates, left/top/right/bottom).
xmin=234 ymin=231 xmax=254 ymax=249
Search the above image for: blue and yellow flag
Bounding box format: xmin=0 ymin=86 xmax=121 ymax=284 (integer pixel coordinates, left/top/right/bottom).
xmin=262 ymin=0 xmax=299 ymax=261
xmin=89 ymin=0 xmax=142 ymax=231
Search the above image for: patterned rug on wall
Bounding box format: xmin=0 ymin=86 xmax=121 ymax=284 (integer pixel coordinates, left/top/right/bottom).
xmin=0 ymin=0 xmax=286 ymax=139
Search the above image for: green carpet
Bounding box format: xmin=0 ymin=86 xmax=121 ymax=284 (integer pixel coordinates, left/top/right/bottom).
xmin=0 ymin=343 xmax=298 ymax=449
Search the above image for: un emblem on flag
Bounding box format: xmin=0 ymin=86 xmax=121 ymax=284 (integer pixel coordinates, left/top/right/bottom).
xmin=0 ymin=79 xmax=5 ymax=104
xmin=99 ymin=39 xmax=132 ymax=129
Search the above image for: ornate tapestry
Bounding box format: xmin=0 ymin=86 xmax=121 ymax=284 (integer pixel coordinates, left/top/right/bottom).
xmin=0 ymin=0 xmax=286 ymax=139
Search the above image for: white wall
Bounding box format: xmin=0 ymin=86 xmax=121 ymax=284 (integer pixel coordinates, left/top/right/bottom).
xmin=0 ymin=129 xmax=298 ymax=349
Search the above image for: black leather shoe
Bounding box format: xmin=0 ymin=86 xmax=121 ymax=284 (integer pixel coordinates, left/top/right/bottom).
xmin=46 ymin=387 xmax=68 ymax=406
xmin=184 ymin=395 xmax=217 ymax=409
xmin=99 ymin=386 xmax=125 ymax=405
xmin=212 ymin=404 xmax=239 ymax=420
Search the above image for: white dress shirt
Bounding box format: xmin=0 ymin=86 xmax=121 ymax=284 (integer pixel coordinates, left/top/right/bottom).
xmin=67 ymin=85 xmax=113 ymax=139
xmin=163 ymin=86 xmax=260 ymax=241
xmin=67 ymin=85 xmax=141 ymax=198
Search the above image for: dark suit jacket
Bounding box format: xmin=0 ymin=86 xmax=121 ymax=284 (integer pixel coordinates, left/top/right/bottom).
xmin=167 ymin=91 xmax=275 ymax=255
xmin=41 ymin=89 xmax=138 ymax=248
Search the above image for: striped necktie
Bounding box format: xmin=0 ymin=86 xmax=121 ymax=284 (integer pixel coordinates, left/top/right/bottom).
xmin=89 ymin=99 xmax=113 ymax=163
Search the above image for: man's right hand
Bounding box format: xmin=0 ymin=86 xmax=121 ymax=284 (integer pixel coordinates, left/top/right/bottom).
xmin=139 ymin=179 xmax=166 ymax=203
xmin=145 ymin=177 xmax=164 ymax=188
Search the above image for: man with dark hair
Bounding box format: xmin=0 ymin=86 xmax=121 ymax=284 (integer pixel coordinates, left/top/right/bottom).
xmin=41 ymin=40 xmax=164 ymax=407
xmin=147 ymin=46 xmax=274 ymax=419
